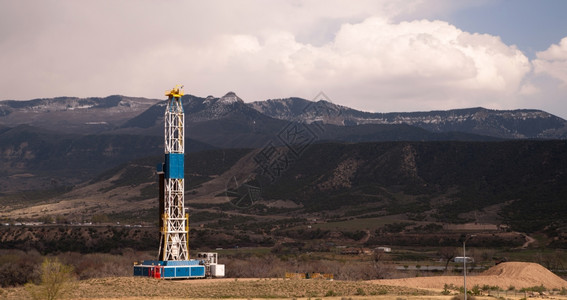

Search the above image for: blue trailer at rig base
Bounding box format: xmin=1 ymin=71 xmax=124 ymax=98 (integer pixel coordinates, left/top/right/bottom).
xmin=133 ymin=86 xmax=224 ymax=279
xmin=134 ymin=260 xmax=205 ymax=279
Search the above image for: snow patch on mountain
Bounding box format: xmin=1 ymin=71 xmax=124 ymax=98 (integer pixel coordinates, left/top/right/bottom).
xmin=247 ymin=98 xmax=567 ymax=139
xmin=219 ymin=92 xmax=243 ymax=104
xmin=185 ymin=92 xmax=253 ymax=122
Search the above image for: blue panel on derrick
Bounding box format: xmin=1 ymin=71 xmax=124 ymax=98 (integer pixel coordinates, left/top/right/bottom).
xmin=164 ymin=153 xmax=184 ymax=179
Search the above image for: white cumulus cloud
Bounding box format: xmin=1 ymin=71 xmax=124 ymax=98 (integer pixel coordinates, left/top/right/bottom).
xmin=533 ymin=37 xmax=567 ymax=85
xmin=201 ymin=16 xmax=531 ymax=112
xmin=0 ymin=0 xmax=565 ymax=117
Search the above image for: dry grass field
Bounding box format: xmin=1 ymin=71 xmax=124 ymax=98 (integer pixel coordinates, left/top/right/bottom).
xmin=1 ymin=262 xmax=566 ymax=299
xmin=1 ymin=277 xmax=429 ymax=299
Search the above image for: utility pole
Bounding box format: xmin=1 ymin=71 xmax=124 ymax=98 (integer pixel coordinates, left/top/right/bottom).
xmin=463 ymin=234 xmax=476 ymax=300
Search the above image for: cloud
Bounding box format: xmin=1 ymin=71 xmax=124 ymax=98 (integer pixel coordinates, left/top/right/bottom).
xmin=0 ymin=1 xmax=564 ymax=117
xmin=194 ymin=16 xmax=531 ymax=112
xmin=533 ymin=37 xmax=567 ymax=85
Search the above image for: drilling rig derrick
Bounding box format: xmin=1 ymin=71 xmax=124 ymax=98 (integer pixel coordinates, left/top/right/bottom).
xmin=133 ymin=86 xmax=224 ymax=279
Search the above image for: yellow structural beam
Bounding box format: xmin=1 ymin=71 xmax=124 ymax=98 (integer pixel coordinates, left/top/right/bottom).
xmin=165 ymin=85 xmax=184 ymax=98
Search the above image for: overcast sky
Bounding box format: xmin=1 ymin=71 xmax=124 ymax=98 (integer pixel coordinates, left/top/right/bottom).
xmin=1 ymin=0 xmax=566 ymax=118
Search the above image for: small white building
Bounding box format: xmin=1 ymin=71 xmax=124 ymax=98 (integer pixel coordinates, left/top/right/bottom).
xmin=453 ymin=256 xmax=474 ymax=263
xmin=197 ymin=252 xmax=225 ymax=277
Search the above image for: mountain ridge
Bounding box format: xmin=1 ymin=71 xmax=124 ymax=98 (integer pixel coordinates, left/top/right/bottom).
xmin=249 ymin=98 xmax=567 ymax=139
xmin=3 ymin=140 xmax=566 ymax=241
xmin=2 ymin=93 xmax=567 ymax=248
xmin=0 ymin=92 xmax=564 ymax=194
xmin=3 ymin=92 xmax=567 ymax=140
xmin=0 ymin=95 xmax=158 ymax=134
xmin=0 ymin=123 xmax=215 ymax=192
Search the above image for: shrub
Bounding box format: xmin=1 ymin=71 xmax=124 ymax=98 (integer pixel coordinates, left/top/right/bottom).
xmin=471 ymin=284 xmax=481 ymax=295
xmin=371 ymin=289 xmax=388 ymax=295
xmin=451 ymin=295 xmax=476 ymax=300
xmin=520 ymin=284 xmax=546 ymax=293
xmin=0 ymin=250 xmax=41 ymax=287
xmin=442 ymin=284 xmax=451 ymax=295
xmin=26 ymin=258 xmax=76 ymax=300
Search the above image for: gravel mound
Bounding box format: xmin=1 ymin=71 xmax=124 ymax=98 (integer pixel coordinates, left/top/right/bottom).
xmin=372 ymin=262 xmax=567 ymax=290
xmin=481 ymin=262 xmax=567 ymax=288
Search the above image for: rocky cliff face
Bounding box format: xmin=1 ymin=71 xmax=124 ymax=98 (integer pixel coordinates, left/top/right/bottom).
xmin=0 ymin=95 xmax=158 ymax=134
xmin=186 ymin=92 xmax=253 ymax=122
xmin=248 ymin=98 xmax=567 ymax=139
xmin=4 ymin=93 xmax=567 ymax=139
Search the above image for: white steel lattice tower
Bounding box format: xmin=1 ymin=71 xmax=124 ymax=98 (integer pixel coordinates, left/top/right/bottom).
xmin=159 ymin=85 xmax=189 ymax=261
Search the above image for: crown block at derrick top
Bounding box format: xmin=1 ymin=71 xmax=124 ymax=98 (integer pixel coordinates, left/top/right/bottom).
xmin=164 ymin=153 xmax=184 ymax=179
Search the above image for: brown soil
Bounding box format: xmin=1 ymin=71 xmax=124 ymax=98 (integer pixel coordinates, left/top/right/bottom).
xmin=374 ymin=262 xmax=567 ymax=290
xmin=1 ymin=277 xmax=428 ymax=300
xmin=1 ymin=262 xmax=566 ymax=299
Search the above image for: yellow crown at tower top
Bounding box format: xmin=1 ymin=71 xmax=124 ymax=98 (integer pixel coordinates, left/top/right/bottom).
xmin=166 ymin=85 xmax=184 ymax=98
